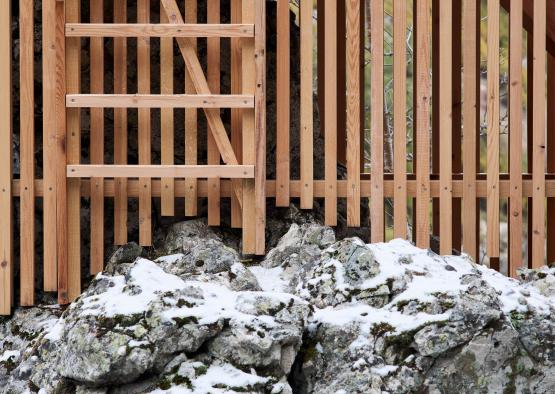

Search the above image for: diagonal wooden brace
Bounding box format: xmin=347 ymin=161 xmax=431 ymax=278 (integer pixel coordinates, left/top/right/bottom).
xmin=161 ymin=0 xmax=238 ymax=165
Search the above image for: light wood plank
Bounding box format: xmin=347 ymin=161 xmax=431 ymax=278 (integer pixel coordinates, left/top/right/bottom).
xmin=439 ymin=0 xmax=453 ymax=254
xmin=55 ymin=0 xmax=68 ymax=304
xmin=67 ymin=165 xmax=255 ymax=179
xmin=231 ymin=0 xmax=243 ymax=227
xmin=185 ymin=0 xmax=198 ymax=217
xmin=114 ymin=0 xmax=128 ymax=245
xmin=532 ymin=0 xmax=546 ymax=267
xmin=324 ymin=0 xmax=338 ymax=226
xmin=67 ymin=94 xmax=254 ymax=108
xmin=509 ymin=0 xmax=523 ymax=276
xmin=337 ymin=0 xmax=346 ymax=167
xmin=300 ymin=0 xmax=314 ymax=209
xmin=346 ymin=0 xmax=360 ymax=227
xmin=254 ymin=0 xmax=267 ymax=254
xmin=0 ymin=0 xmax=12 ymax=315
xmin=207 ymin=0 xmax=221 ymax=226
xmin=66 ymin=23 xmax=254 ymax=38
xmin=19 ymin=0 xmax=35 ymax=306
xmin=393 ymin=0 xmax=407 ymax=239
xmin=66 ymin=0 xmax=81 ymax=301
xmin=161 ymin=0 xmax=238 ymax=165
xmin=160 ymin=10 xmax=174 ymax=216
xmin=42 ymin=0 xmax=58 ymax=291
xmin=486 ymin=0 xmax=500 ymax=259
xmin=370 ymin=0 xmax=384 ymax=242
xmin=415 ymin=0 xmax=431 ymax=248
xmin=138 ymin=0 xmax=152 ymax=247
xmin=547 ymin=54 xmax=555 ymax=264
xmin=90 ymin=0 xmax=104 ymax=275
xmin=276 ymin=0 xmax=290 ymax=207
xmin=462 ymin=0 xmax=478 ymax=261
xmin=242 ymin=0 xmax=256 ymax=254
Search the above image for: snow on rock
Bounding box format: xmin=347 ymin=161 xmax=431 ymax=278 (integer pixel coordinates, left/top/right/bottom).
xmin=1 ymin=220 xmax=554 ymax=393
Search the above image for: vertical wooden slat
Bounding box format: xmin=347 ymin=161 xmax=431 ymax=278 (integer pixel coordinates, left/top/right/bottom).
xmin=66 ymin=0 xmax=81 ymax=301
xmin=527 ymin=30 xmax=533 ymax=268
xmin=138 ymin=0 xmax=152 ymax=246
xmin=276 ymin=0 xmax=290 ymax=207
xmin=55 ymin=0 xmax=68 ymax=304
xmin=324 ymin=0 xmax=338 ymax=227
xmin=114 ymin=0 xmax=128 ymax=245
xmin=207 ymin=0 xmax=221 ymax=226
xmin=487 ymin=0 xmax=500 ymax=260
xmin=393 ymin=0 xmax=407 ymax=239
xmin=370 ymin=0 xmax=384 ymax=242
xmin=231 ymin=0 xmax=243 ymax=227
xmin=451 ymin=0 xmax=462 ymax=253
xmin=439 ymin=0 xmax=452 ymax=254
xmin=43 ymin=0 xmax=58 ymax=291
xmin=300 ymin=0 xmax=313 ymax=209
xmin=242 ymin=0 xmax=256 ymax=254
xmin=346 ymin=0 xmax=360 ymax=227
xmin=19 ymin=0 xmax=35 ymax=306
xmin=255 ymin=0 xmax=266 ymax=255
xmin=509 ymin=0 xmax=523 ymax=277
xmin=160 ymin=9 xmax=174 ymax=216
xmin=431 ymin=0 xmax=439 ymax=238
xmin=90 ymin=0 xmax=104 ymax=274
xmin=415 ymin=0 xmax=431 ymax=248
xmin=185 ymin=0 xmax=198 ymax=217
xmin=547 ymin=53 xmax=555 ymax=264
xmin=337 ymin=0 xmax=346 ymax=166
xmin=462 ymin=0 xmax=478 ymax=261
xmin=0 ymin=0 xmax=12 ymax=315
xmin=531 ymin=0 xmax=546 ymax=267
xmin=317 ymin=0 xmax=325 ymax=141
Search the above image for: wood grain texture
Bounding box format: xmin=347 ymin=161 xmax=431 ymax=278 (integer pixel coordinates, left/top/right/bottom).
xmin=207 ymin=0 xmax=221 ymax=226
xmin=184 ymin=0 xmax=198 ymax=217
xmin=231 ymin=0 xmax=243 ymax=227
xmin=393 ymin=0 xmax=407 ymax=239
xmin=114 ymin=0 xmax=128 ymax=245
xmin=415 ymin=0 xmax=431 ymax=248
xmin=254 ymin=0 xmax=267 ymax=255
xmin=370 ymin=0 xmax=384 ymax=242
xmin=55 ymin=0 xmax=68 ymax=304
xmin=0 ymin=0 xmax=12 ymax=315
xmin=19 ymin=0 xmax=35 ymax=306
xmin=324 ymin=0 xmax=338 ymax=227
xmin=242 ymin=0 xmax=256 ymax=254
xmin=300 ymin=0 xmax=313 ymax=209
xmin=532 ymin=0 xmax=546 ymax=267
xmin=138 ymin=0 xmax=152 ymax=247
xmin=346 ymin=0 xmax=361 ymax=227
xmin=42 ymin=0 xmax=57 ymax=291
xmin=486 ymin=0 xmax=500 ymax=259
xmin=66 ymin=0 xmax=81 ymax=301
xmin=65 ymin=23 xmax=254 ymax=37
xmin=276 ymin=0 xmax=290 ymax=207
xmin=67 ymin=165 xmax=255 ymax=179
xmin=509 ymin=0 xmax=523 ymax=276
xmin=547 ymin=54 xmax=555 ymax=264
xmin=439 ymin=0 xmax=453 ymax=255
xmin=90 ymin=0 xmax=104 ymax=274
xmin=462 ymin=0 xmax=478 ymax=261
xmin=160 ymin=10 xmax=175 ymax=216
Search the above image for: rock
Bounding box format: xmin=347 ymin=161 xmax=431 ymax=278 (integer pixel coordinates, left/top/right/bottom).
xmin=2 ymin=225 xmax=554 ymax=393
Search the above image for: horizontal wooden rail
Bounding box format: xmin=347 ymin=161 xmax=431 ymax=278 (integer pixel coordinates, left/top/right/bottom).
xmin=66 ymin=94 xmax=254 ymax=108
xmin=65 ymin=23 xmax=254 ymax=37
xmin=67 ymin=165 xmax=255 ymax=179
xmin=13 ymin=178 xmax=555 ymax=199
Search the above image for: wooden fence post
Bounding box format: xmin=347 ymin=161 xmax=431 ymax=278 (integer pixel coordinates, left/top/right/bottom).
xmin=20 ymin=0 xmax=35 ymax=306
xmin=0 ymin=0 xmax=12 ymax=315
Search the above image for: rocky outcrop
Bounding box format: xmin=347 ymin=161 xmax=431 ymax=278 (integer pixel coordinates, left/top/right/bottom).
xmin=1 ymin=221 xmax=554 ymax=393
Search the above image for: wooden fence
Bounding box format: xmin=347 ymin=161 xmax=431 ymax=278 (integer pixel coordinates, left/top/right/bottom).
xmin=0 ymin=0 xmax=554 ymax=315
